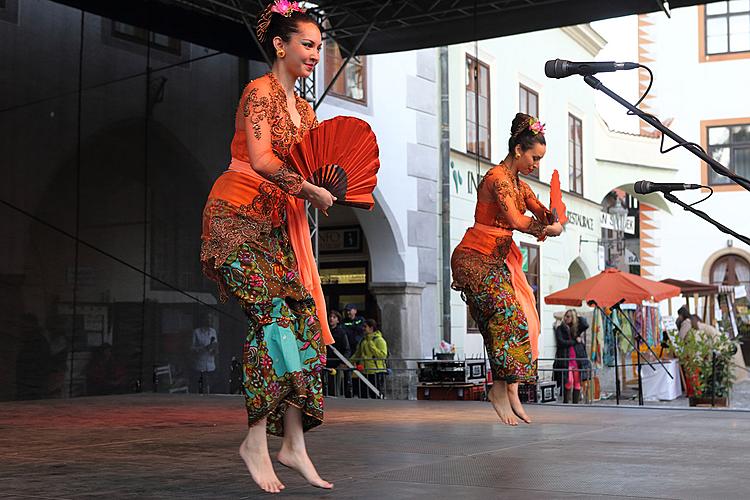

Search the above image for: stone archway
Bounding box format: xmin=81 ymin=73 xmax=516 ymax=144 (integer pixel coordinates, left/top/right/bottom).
xmin=568 ymin=257 xmax=589 ymax=286
xmin=355 ymin=188 xmax=423 ymax=358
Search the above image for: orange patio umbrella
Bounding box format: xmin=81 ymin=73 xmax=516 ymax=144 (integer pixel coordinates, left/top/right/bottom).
xmin=544 ymin=268 xmax=681 ymax=308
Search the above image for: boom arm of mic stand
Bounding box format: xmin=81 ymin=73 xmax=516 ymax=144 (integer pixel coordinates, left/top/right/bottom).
xmin=612 ymin=306 xmax=674 ymax=380
xmin=582 ymin=74 xmax=750 ymax=193
xmin=662 ymin=192 xmax=750 ymax=246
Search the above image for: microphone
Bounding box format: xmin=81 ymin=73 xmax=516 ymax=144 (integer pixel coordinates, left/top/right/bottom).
xmin=544 ymin=59 xmax=638 ymax=79
xmin=633 ymin=180 xmax=701 ymax=194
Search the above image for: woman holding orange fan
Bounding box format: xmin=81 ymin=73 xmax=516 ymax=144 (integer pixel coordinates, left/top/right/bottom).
xmin=200 ymin=1 xmax=378 ymax=494
xmin=451 ymin=113 xmax=563 ymax=426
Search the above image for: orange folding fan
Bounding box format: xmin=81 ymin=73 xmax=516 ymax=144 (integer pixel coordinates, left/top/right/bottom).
xmin=287 ymin=116 xmax=380 ymax=210
xmin=549 ymin=169 xmax=568 ymax=225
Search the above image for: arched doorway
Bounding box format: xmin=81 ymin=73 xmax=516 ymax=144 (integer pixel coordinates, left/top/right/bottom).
xmin=317 ymin=188 xmax=407 ymax=323
xmin=318 ymin=204 xmax=377 ymax=321
xmin=318 ymin=188 xmax=420 ymax=358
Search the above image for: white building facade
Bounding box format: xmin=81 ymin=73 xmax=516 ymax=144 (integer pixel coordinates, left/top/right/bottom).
xmin=315 ymin=22 xmax=682 ymax=364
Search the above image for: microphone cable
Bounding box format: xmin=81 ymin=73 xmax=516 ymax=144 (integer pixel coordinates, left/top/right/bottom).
xmin=624 ymin=64 xmax=749 ymax=192
xmin=686 ymin=184 xmax=713 ymax=207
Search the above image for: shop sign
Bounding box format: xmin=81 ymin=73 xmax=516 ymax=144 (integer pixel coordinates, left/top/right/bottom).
xmin=451 ymin=161 xmax=485 ymax=196
xmin=600 ymin=213 xmax=635 ymax=235
xmin=566 ymin=210 xmax=595 ymax=231
xmin=319 ymin=226 xmax=362 ymax=253
xmin=625 ymin=248 xmax=640 ymax=265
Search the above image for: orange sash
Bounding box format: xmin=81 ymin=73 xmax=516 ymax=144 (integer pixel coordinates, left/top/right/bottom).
xmin=228 ymin=159 xmax=333 ymax=345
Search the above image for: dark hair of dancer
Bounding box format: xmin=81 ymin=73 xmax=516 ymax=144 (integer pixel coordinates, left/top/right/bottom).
xmin=508 ymin=112 xmax=546 ymax=154
xmin=256 ymin=3 xmax=321 ymax=63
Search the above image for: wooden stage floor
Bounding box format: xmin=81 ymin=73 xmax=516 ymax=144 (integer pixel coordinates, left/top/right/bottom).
xmin=1 ymin=394 xmax=747 ymax=499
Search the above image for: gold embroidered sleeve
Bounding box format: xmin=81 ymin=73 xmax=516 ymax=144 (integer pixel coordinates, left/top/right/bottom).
xmin=492 ymin=174 xmax=548 ymax=237
xmin=267 ymin=164 xmax=303 ymax=196
xmin=527 ymin=218 xmax=546 ymax=239
xmin=493 ymin=179 xmax=513 ymax=212
xmin=243 ymin=87 xmax=276 ymax=141
xmin=241 ymin=78 xmax=304 ymax=196
xmin=520 ymin=180 xmax=554 ymax=224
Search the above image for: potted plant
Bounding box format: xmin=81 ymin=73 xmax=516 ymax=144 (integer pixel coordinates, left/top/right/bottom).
xmin=670 ymin=329 xmax=740 ymax=407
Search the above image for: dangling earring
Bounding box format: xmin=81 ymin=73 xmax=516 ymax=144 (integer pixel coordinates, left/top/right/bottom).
xmin=276 ymin=48 xmax=285 ymax=58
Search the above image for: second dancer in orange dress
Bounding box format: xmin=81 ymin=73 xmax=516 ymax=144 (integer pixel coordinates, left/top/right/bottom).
xmin=452 ymin=113 xmax=563 ymax=426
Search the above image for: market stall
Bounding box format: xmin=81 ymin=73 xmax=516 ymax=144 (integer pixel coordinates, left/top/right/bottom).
xmin=545 ymin=268 xmax=681 ymax=405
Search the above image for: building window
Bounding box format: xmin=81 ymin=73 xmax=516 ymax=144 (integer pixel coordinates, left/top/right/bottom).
xmin=519 ymin=84 xmax=540 ymax=179
xmin=324 ymin=40 xmax=366 ymax=104
xmin=0 ymin=0 xmax=19 ymax=24
xmin=705 ymin=121 xmax=750 ymax=185
xmin=703 ymin=1 xmax=750 ymax=57
xmin=111 ymin=21 xmax=182 ymax=56
xmin=568 ymin=114 xmax=583 ymax=195
xmin=519 ymin=84 xmax=539 ymax=118
xmin=710 ymin=254 xmax=750 ymax=288
xmin=520 ymin=243 xmax=541 ymax=313
xmin=466 ymin=55 xmax=490 ymax=159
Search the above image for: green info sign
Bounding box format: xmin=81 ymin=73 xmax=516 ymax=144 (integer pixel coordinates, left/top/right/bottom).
xmin=520 ymin=246 xmax=528 ymax=272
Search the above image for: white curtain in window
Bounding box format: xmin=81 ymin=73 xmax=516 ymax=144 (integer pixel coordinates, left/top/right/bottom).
xmin=712 ymin=259 xmax=728 ymax=284
xmin=735 ymin=257 xmax=750 ymax=283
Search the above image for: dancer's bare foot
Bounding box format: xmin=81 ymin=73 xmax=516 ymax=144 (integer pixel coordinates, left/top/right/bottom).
xmin=277 ymin=445 xmax=333 ymax=489
xmin=488 ymin=382 xmax=518 ymax=426
xmin=506 ymin=382 xmax=532 ymax=424
xmin=239 ymin=437 xmax=285 ymax=494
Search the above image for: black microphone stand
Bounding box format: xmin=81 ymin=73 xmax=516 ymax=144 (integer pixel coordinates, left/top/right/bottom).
xmin=589 ymin=299 xmax=661 ymax=406
xmin=581 ymin=74 xmax=750 ymax=246
xmin=611 ymin=304 xmax=674 ymax=406
xmin=582 ymin=74 xmax=750 ymax=193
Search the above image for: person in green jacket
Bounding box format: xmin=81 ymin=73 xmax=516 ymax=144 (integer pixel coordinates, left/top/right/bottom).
xmin=352 ymin=319 xmax=388 ymax=398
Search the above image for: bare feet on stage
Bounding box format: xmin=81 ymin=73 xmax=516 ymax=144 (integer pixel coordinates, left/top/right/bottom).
xmin=487 ymin=380 xmax=519 ymax=426
xmin=277 ymin=446 xmax=333 ymax=489
xmin=506 ymin=382 xmax=532 ymax=424
xmin=239 ymin=420 xmax=285 ymax=494
xmin=278 ymin=405 xmax=333 ymax=489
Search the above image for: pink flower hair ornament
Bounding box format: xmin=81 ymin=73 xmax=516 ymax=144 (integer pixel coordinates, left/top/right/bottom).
xmin=529 ymin=117 xmax=546 ymax=135
xmin=271 ymin=0 xmax=305 ymax=17
xmin=256 ymin=1 xmax=306 ymax=42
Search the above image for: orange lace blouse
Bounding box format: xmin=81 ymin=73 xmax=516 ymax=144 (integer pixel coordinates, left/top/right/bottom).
xmin=200 ymin=72 xmax=317 ymax=277
xmin=452 ymin=163 xmax=552 ymax=292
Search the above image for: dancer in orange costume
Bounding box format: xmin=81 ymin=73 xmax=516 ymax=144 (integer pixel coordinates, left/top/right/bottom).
xmin=452 ymin=113 xmax=563 ymax=426
xmin=200 ymin=1 xmax=334 ymax=493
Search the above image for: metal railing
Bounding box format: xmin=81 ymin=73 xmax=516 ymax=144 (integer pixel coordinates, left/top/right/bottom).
xmin=322 ymin=357 xmax=426 ymax=400
xmin=322 ymin=356 xmax=597 ymax=403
